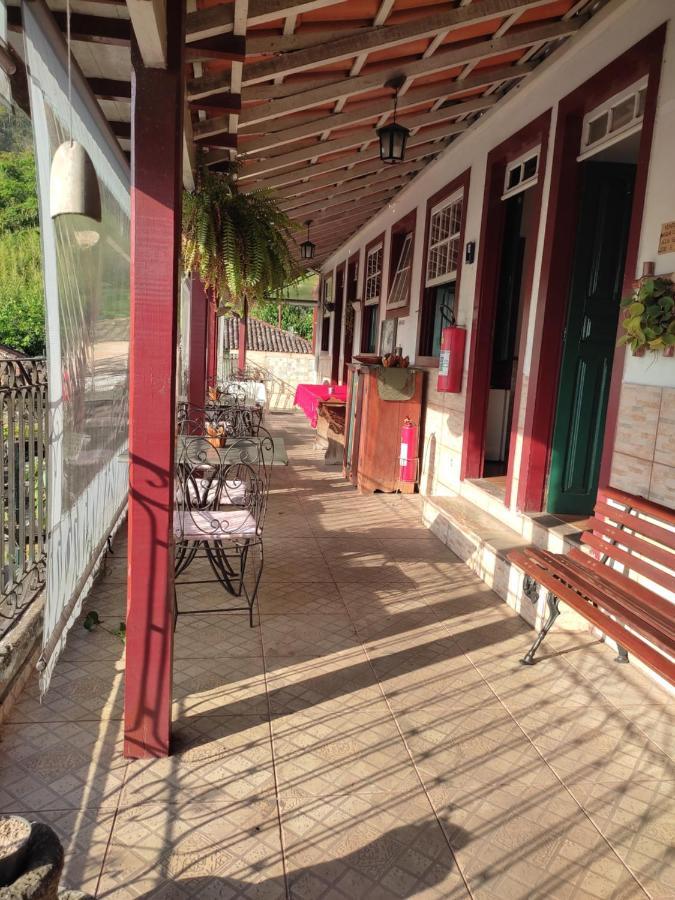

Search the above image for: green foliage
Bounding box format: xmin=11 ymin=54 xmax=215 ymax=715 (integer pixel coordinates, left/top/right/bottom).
xmin=0 ymin=151 xmax=39 ymax=232
xmin=182 ymin=170 xmax=302 ymax=312
xmin=0 ymin=228 xmax=45 ymax=355
xmin=0 ymin=107 xmax=33 ymax=153
xmin=250 ymin=300 xmax=314 ymax=341
xmin=618 ymin=277 xmax=675 ymax=355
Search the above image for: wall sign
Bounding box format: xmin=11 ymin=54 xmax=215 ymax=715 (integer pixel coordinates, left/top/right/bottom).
xmin=658 ymin=221 xmax=675 ymax=254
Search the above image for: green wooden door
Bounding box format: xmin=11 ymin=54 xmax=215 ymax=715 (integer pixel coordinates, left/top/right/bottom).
xmin=547 ymin=162 xmax=635 ymax=516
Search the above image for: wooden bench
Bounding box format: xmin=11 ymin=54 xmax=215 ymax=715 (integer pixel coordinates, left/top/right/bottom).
xmin=507 ymin=487 xmax=675 ymax=685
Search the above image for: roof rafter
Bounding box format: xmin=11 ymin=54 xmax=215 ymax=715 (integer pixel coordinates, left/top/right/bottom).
xmin=240 ymin=0 xmax=553 ymax=86
xmin=186 ymin=0 xmax=349 ymax=41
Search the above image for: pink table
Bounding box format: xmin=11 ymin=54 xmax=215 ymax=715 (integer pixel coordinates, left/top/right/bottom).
xmin=294 ymin=383 xmax=348 ymax=428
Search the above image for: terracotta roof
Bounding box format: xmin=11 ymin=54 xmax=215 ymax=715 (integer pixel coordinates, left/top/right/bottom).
xmin=0 ymin=344 xmax=28 ymax=360
xmin=222 ymin=317 xmax=312 ymax=354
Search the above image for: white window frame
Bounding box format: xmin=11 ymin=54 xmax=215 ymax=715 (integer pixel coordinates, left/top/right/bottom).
xmin=322 ymin=273 xmax=333 ymax=313
xmin=387 ymin=232 xmax=413 ymax=310
xmin=578 ymin=76 xmax=647 ymax=161
xmin=502 ymin=145 xmax=541 ymax=201
xmin=425 ymin=191 xmax=463 ymax=288
xmin=364 ymin=243 xmax=383 ymax=305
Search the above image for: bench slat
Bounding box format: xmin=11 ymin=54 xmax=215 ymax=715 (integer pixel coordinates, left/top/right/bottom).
xmin=595 ymin=500 xmax=675 ymax=551
xmin=588 ymin=516 xmax=675 ymax=570
xmin=523 ymin=548 xmax=675 ymax=653
xmin=508 ymin=548 xmax=675 ymax=685
xmin=544 ymin=577 xmax=675 ymax=686
xmin=582 ymin=531 xmax=675 ymax=594
xmin=568 ymin=547 xmax=675 ymax=625
xmin=598 ymin=487 xmax=675 ymax=528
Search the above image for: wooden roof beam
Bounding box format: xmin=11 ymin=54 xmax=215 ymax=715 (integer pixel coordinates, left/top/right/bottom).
xmin=250 ymin=18 xmax=582 ymax=122
xmin=7 ymin=8 xmax=131 ymax=45
xmin=126 ymin=0 xmax=167 ymax=67
xmin=89 ymin=78 xmax=132 ymax=101
xmin=232 ymin=118 xmax=466 ymax=178
xmin=241 ymin=92 xmax=496 ymax=157
xmin=241 ymin=0 xmax=554 ymax=86
xmin=185 ymin=35 xmax=247 ymax=63
xmin=280 ymin=167 xmax=416 ymax=209
xmin=242 ymin=141 xmax=441 ymax=192
xmin=186 ymin=0 xmax=349 ymax=41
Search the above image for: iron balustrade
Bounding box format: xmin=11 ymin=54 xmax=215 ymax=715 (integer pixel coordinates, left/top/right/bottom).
xmin=0 ymin=357 xmax=47 ymax=639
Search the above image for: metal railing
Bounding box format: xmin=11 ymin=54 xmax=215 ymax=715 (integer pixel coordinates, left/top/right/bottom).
xmin=1 ymin=357 xmax=47 ymax=639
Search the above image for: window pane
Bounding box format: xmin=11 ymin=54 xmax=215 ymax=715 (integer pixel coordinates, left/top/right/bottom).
xmin=610 ymin=96 xmax=634 ymax=132
xmin=507 ymin=166 xmax=521 ymax=190
xmin=522 ymin=155 xmax=537 ymax=180
xmin=587 ymin=111 xmax=608 ymax=145
xmin=429 ymin=282 xmax=456 ymax=358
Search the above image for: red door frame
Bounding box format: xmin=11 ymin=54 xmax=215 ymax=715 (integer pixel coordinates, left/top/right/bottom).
xmin=125 ymin=4 xmax=185 ymax=759
xmin=515 ymin=26 xmax=665 ymax=513
xmin=342 ymin=251 xmax=359 ymax=380
xmin=460 ymin=111 xmax=551 ymax=496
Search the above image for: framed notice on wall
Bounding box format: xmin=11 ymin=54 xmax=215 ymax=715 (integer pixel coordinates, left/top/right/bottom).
xmin=658 ymin=221 xmax=675 ymax=254
xmin=380 ymin=317 xmax=398 ymax=356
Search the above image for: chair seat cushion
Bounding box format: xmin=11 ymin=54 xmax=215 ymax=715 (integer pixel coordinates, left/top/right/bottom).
xmin=174 ymin=508 xmax=259 ymax=540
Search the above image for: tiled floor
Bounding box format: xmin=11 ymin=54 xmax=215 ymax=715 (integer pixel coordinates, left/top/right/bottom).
xmin=1 ymin=411 xmax=674 ymax=898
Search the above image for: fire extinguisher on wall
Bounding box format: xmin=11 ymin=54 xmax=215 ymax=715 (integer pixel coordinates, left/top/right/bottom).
xmin=400 ymin=417 xmax=419 ymax=486
xmin=437 ymin=322 xmax=467 ymax=393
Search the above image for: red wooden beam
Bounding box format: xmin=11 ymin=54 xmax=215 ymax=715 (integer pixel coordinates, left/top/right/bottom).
xmin=185 ymin=35 xmax=247 ymax=63
xmin=207 ymin=291 xmax=219 ymax=387
xmin=189 ymin=91 xmax=241 ymax=115
xmin=125 ymin=4 xmax=185 ymax=760
xmin=238 ymin=297 xmax=248 ymax=373
xmin=188 ymin=277 xmax=209 ymax=421
xmin=8 ymin=7 xmax=131 ymax=45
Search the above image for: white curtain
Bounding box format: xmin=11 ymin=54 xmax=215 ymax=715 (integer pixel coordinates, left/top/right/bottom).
xmin=23 ymin=0 xmax=131 ymax=692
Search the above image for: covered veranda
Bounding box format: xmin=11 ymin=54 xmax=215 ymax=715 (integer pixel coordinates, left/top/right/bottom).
xmin=1 ymin=411 xmax=672 ymax=897
xmin=1 ymin=0 xmax=673 ymax=896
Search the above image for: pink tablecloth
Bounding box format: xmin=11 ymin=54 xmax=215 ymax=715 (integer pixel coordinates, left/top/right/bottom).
xmin=294 ymin=384 xmax=348 ymax=428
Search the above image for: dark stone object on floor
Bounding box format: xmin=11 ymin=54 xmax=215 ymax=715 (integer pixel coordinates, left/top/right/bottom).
xmin=0 ymin=823 xmax=93 ymax=900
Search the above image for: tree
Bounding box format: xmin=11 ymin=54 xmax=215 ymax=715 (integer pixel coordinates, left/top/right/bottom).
xmin=249 ymin=300 xmax=314 ymax=341
xmin=0 ymin=150 xmax=39 ymax=232
xmin=0 ymin=228 xmax=44 ymax=356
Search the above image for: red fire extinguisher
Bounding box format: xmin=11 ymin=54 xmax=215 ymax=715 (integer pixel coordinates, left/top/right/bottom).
xmin=400 ymin=417 xmax=419 ymax=484
xmin=437 ymin=325 xmax=466 ymax=393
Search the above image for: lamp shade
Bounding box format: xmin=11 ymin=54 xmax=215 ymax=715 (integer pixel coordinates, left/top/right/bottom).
xmin=50 ymin=140 xmax=101 ymax=221
xmin=376 ymin=121 xmax=410 ymax=164
xmin=300 ymin=238 xmax=316 ymax=260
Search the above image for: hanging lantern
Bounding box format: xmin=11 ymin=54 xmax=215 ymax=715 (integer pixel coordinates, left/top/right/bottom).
xmin=376 ymin=86 xmax=409 ymax=164
xmin=50 ymin=141 xmax=101 ymax=221
xmin=49 ymin=0 xmax=101 ymax=221
xmin=300 ymin=219 xmax=316 ymax=260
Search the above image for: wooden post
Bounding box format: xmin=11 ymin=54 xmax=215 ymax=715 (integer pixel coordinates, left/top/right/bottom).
xmin=238 ymin=294 xmax=248 ymax=372
xmin=188 ymin=276 xmax=208 ymax=421
xmin=206 ymin=290 xmax=219 ymax=387
xmin=125 ymin=4 xmax=185 ymax=759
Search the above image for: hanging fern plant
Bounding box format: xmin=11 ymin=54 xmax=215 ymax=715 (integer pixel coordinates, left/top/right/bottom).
xmin=182 ymin=169 xmax=301 ymax=314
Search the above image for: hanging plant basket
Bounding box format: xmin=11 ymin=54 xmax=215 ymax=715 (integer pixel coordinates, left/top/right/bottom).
xmin=182 ymin=169 xmax=303 ymax=314
xmin=618 ymin=276 xmax=675 ymax=357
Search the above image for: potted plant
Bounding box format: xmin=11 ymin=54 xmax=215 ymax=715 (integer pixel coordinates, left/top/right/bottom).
xmin=618 ymin=276 xmax=675 ymax=356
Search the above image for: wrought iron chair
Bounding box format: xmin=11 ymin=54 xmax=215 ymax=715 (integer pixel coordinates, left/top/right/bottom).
xmin=173 ymin=433 xmax=271 ymax=625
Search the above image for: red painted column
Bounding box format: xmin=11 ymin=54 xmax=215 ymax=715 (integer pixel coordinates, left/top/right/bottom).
xmin=125 ymin=6 xmax=185 ymax=759
xmin=206 ymin=290 xmax=219 ymax=387
xmin=188 ymin=276 xmax=208 ymax=417
xmin=237 ymin=295 xmax=248 ymax=373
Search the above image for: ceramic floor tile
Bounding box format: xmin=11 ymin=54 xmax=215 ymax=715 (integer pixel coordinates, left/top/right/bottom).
xmin=261 ymin=614 xmax=359 ymax=657
xmin=99 ymin=800 xmax=286 ymax=898
xmin=7 ymin=657 xmax=124 ymax=723
xmin=265 ymin=649 xmax=381 ymax=714
xmin=174 ymin=613 xmax=263 ymax=657
xmin=0 ymin=718 xmax=126 ymax=810
xmin=122 ymin=715 xmax=275 ymax=807
xmin=258 ymin=581 xmax=346 ymax=615
xmin=172 ymin=656 xmax=268 ymax=717
xmin=280 ymin=794 xmax=470 ymax=899
xmin=271 ymin=705 xmax=420 ymax=798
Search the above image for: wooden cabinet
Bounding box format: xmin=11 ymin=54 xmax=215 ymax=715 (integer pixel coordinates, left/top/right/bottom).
xmin=343 ymin=364 xmax=424 ymax=493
